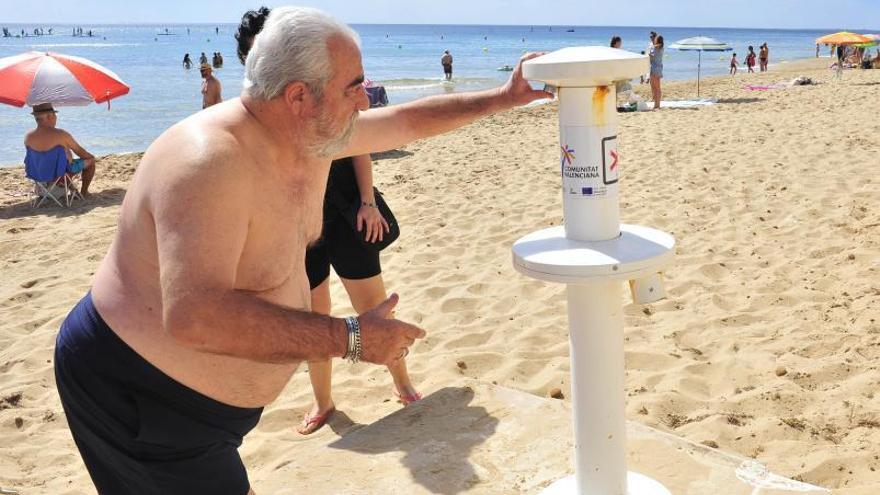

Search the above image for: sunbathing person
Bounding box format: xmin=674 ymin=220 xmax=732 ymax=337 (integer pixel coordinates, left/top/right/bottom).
xmin=24 ymin=103 xmax=95 ymax=196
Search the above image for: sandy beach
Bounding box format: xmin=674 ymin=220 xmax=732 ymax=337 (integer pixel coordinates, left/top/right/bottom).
xmin=1 ymin=57 xmax=879 ymax=494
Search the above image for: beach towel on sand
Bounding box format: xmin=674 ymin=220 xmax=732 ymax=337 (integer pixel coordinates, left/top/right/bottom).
xmin=638 ymin=99 xmax=716 ymax=110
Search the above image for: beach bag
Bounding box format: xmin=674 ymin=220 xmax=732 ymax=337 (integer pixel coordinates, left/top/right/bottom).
xmin=365 ymin=85 xmax=388 ymax=108
xmin=330 ymin=185 xmax=400 ymax=252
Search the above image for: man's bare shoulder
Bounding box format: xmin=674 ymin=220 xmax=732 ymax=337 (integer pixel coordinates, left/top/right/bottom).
xmin=25 ymin=127 xmax=69 ymax=148
xmin=137 ymin=101 xmax=259 ymax=204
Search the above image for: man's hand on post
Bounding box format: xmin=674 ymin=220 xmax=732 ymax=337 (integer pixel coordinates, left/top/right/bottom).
xmin=500 ymin=52 xmax=554 ymax=107
xmin=357 ymin=294 xmax=426 ymax=366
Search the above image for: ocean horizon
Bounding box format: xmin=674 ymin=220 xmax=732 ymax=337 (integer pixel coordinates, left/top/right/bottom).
xmin=1 ymin=22 xmax=873 ymax=166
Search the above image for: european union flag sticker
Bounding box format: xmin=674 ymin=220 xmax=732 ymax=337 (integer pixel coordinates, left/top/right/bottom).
xmin=582 ymin=187 xmax=593 ymax=195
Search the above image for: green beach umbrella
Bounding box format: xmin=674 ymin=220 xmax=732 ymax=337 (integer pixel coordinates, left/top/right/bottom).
xmin=669 ymin=36 xmax=732 ymax=97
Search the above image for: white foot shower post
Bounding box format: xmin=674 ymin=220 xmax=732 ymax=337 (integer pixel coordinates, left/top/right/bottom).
xmin=512 ymin=47 xmax=676 ymax=495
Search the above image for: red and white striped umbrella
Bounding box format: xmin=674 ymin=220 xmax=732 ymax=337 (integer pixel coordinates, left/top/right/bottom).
xmin=0 ymin=51 xmax=129 ymax=108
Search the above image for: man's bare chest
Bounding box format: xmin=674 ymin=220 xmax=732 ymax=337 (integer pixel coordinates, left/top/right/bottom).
xmin=234 ymin=185 xmax=324 ymax=292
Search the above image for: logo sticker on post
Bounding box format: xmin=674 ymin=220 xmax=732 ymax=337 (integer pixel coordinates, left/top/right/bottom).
xmin=560 ymin=127 xmax=609 ymax=199
xmin=602 ymin=135 xmax=619 ymax=185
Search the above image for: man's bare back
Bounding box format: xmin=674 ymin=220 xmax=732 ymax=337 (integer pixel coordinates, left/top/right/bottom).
xmin=91 ymin=100 xmax=325 ymax=407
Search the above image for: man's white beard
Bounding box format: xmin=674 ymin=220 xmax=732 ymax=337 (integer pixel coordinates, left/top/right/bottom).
xmin=310 ymin=108 xmax=357 ymax=158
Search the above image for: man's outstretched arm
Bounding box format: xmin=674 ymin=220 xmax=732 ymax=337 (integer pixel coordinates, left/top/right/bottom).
xmin=341 ymin=52 xmax=550 ymax=157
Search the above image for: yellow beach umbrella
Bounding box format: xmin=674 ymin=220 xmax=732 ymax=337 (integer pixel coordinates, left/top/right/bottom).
xmin=815 ymin=31 xmax=871 ymax=45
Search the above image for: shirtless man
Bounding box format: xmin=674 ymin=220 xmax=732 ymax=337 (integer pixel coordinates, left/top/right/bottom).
xmin=54 ymin=7 xmax=549 ymax=494
xmin=200 ymin=63 xmax=222 ymax=108
xmin=25 ymin=103 xmax=96 ymax=196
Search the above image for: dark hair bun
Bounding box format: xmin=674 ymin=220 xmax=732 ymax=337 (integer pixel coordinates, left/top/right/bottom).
xmin=235 ymin=6 xmax=271 ymax=65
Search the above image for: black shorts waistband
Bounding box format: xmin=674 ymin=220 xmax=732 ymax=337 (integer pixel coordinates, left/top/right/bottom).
xmin=57 ymin=292 xmax=263 ymax=423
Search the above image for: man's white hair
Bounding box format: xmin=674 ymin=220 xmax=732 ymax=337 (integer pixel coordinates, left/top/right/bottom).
xmin=244 ymin=6 xmax=360 ymax=101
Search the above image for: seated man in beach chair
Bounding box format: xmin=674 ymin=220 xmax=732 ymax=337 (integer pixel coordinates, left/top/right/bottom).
xmin=24 ymin=103 xmax=96 ymax=204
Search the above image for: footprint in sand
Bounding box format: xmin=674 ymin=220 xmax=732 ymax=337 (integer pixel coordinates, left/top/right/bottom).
xmin=439 ymin=297 xmax=479 ymax=313
xmin=444 ymin=330 xmax=493 ymax=350
xmin=424 ymin=286 xmax=450 ymax=299
xmin=466 ymin=283 xmax=489 ymax=295
xmin=4 ymin=291 xmax=37 ymax=306
xmin=697 ymin=263 xmax=729 ymax=282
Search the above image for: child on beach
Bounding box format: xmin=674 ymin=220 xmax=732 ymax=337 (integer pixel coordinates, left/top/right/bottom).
xmin=729 ymin=53 xmax=738 ymax=75
xmin=640 ymin=50 xmax=647 ymax=83
xmin=746 ymin=46 xmax=756 ymax=73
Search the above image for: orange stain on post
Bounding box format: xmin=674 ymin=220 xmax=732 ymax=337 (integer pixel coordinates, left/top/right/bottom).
xmin=592 ymin=86 xmax=610 ymax=126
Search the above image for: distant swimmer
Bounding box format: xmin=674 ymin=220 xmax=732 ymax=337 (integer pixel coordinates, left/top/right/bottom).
xmin=199 ymin=52 xmax=208 ymax=65
xmin=183 ymin=53 xmax=192 ymax=69
xmin=441 ymin=50 xmax=453 ymax=80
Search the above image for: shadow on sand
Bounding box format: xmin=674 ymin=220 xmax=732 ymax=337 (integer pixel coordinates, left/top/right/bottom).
xmin=328 ymin=386 xmax=498 ymax=495
xmin=717 ymin=97 xmax=765 ymax=104
xmin=372 ymin=149 xmax=415 ymax=161
xmin=0 ymin=187 xmax=127 ymax=221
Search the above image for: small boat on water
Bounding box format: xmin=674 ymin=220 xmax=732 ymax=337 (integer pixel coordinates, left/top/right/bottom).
xmin=497 ymin=65 xmax=514 ymax=72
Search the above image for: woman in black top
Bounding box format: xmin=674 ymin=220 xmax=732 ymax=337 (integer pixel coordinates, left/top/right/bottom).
xmin=236 ymin=7 xmax=421 ymax=436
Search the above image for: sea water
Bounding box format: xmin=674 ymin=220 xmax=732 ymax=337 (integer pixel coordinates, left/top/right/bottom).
xmin=0 ymin=23 xmax=859 ymax=165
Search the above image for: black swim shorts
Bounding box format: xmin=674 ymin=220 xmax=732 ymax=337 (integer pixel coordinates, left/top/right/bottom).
xmin=54 ymin=292 xmax=263 ymax=495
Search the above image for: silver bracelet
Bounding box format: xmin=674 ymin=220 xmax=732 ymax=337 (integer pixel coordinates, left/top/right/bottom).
xmin=343 ymin=316 xmax=362 ymax=363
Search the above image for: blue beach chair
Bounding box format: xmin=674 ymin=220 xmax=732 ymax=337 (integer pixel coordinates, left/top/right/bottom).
xmin=24 ymin=146 xmax=84 ymax=207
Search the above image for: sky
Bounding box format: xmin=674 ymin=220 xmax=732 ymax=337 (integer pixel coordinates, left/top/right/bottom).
xmin=2 ymin=0 xmax=878 ymax=31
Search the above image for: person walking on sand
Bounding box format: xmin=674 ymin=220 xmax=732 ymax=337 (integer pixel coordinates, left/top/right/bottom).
xmin=200 ymin=63 xmax=222 ymax=108
xmin=235 ymin=6 xmax=422 ymax=436
xmin=729 ymin=52 xmax=738 ymax=75
xmin=53 ymin=6 xmax=551 ymax=494
xmin=441 ymin=50 xmax=453 ymax=80
xmin=649 ymin=35 xmax=664 ymax=109
xmin=746 ymin=46 xmax=756 ymax=73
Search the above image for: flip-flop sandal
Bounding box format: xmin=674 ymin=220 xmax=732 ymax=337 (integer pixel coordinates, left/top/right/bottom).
xmin=297 ymin=407 xmax=335 ymax=435
xmin=393 ymin=389 xmax=423 ymax=406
